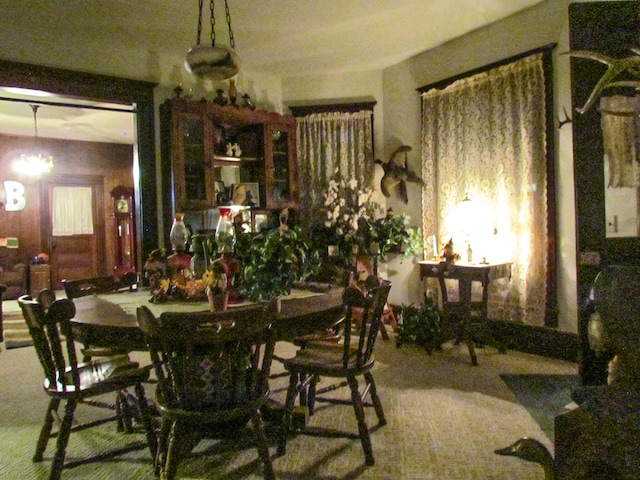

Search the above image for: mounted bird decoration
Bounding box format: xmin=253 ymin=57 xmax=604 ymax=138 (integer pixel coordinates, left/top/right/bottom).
xmin=375 ymin=145 xmax=423 ymax=204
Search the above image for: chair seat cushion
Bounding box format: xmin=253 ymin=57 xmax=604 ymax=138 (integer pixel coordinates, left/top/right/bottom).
xmin=157 ymin=391 xmax=268 ymax=420
xmin=283 ymin=343 xmax=375 ymax=375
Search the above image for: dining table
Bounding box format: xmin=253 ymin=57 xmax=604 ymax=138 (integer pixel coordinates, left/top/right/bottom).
xmin=69 ymin=286 xmax=346 ymax=351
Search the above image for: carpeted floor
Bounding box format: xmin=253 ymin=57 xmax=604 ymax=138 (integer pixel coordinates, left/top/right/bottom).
xmin=0 ymin=335 xmax=577 ymax=479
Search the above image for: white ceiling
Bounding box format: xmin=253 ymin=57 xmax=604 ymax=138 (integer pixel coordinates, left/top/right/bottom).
xmin=0 ymin=0 xmax=542 ymax=144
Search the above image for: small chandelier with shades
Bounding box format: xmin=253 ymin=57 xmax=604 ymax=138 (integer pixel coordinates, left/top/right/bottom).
xmin=185 ymin=0 xmax=241 ymax=80
xmin=13 ymin=104 xmax=54 ymax=176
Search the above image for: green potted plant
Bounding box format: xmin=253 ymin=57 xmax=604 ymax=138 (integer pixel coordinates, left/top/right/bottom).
xmin=238 ymin=226 xmax=320 ymax=302
xmin=396 ymin=296 xmax=442 ymax=353
xmin=372 ymin=209 xmax=422 ymax=260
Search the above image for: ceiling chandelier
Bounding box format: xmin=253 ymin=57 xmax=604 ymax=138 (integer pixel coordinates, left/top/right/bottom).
xmin=185 ymin=0 xmax=240 ymax=80
xmin=13 ymin=104 xmax=54 ymax=176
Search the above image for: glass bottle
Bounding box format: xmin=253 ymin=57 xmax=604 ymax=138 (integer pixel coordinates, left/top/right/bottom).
xmin=169 ymin=213 xmax=189 ymax=252
xmin=215 ymin=207 xmax=236 ymax=253
xmin=215 ymin=207 xmax=242 ymax=303
xmin=167 ymin=213 xmax=191 ymax=275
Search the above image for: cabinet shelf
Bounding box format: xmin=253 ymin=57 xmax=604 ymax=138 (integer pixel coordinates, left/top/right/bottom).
xmin=211 ymin=155 xmax=261 ymax=164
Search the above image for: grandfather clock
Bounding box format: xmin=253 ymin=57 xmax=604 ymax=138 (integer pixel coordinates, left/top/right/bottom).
xmin=111 ymin=186 xmax=136 ymax=279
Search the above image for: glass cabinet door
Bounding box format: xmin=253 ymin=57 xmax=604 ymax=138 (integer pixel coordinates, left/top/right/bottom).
xmin=266 ymin=123 xmax=297 ymax=208
xmin=177 ymin=115 xmax=214 ymax=208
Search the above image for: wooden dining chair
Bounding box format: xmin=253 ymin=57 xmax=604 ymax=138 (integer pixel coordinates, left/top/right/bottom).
xmin=62 ymin=274 xmax=139 ymax=360
xmin=61 ymin=272 xmax=138 ymax=299
xmin=18 ymin=293 xmax=156 ymax=480
xmin=137 ymin=303 xmax=279 ymax=480
xmin=278 ymin=276 xmax=391 ymax=466
xmin=62 ymin=275 xmax=145 ymax=430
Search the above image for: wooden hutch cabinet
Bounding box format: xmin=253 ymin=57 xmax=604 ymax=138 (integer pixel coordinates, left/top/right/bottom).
xmin=160 ymin=98 xmax=299 ymax=223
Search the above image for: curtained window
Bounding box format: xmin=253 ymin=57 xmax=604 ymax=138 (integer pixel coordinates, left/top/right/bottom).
xmin=52 ymin=186 xmax=94 ymax=236
xmin=294 ymin=107 xmax=375 ymax=228
xmin=420 ymin=51 xmax=552 ymax=326
xmin=600 ymin=95 xmax=640 ymax=188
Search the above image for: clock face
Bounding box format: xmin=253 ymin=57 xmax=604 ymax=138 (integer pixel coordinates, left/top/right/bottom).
xmin=116 ymin=197 xmax=129 ymax=213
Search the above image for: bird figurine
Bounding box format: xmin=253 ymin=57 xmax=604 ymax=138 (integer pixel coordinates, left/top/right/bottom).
xmin=495 ymin=437 xmax=555 ymax=480
xmin=375 ymin=145 xmax=423 ymax=203
xmin=441 ymin=237 xmax=459 ymax=264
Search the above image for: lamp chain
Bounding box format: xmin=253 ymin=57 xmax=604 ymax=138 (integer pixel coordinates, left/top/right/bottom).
xmin=209 ymin=0 xmax=216 ymax=47
xmin=196 ymin=0 xmax=204 ymax=45
xmin=31 ymin=104 xmax=40 ymax=147
xmin=195 ymin=0 xmax=234 ymax=49
xmin=224 ymin=0 xmax=235 ymax=49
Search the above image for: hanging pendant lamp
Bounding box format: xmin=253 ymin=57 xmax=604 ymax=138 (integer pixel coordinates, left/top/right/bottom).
xmin=13 ymin=104 xmax=54 ymax=176
xmin=185 ymin=0 xmax=240 ymax=80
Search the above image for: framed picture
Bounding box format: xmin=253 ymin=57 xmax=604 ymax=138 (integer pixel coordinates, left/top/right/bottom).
xmin=253 ymin=212 xmax=270 ymax=232
xmin=233 ymin=182 xmax=260 ymax=208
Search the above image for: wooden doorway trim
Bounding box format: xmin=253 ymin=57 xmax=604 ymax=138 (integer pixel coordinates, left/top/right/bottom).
xmin=0 ymin=59 xmax=158 ymax=273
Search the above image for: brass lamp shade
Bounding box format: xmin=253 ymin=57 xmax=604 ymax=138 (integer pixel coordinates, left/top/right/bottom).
xmin=185 ymin=44 xmax=240 ymax=80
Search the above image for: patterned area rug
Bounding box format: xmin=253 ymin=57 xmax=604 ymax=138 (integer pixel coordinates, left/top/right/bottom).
xmin=0 ymin=336 xmax=577 ymax=479
xmin=500 ymin=374 xmax=580 ymax=441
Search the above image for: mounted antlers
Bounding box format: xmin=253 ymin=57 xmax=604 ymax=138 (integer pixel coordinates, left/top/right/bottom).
xmin=563 ymin=47 xmax=640 ymax=114
xmin=557 ymin=106 xmax=572 ymax=129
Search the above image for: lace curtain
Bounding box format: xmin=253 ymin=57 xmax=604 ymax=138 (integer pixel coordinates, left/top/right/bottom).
xmin=600 ymin=95 xmax=640 ymax=188
xmin=52 ymin=186 xmax=94 ymax=236
xmin=296 ymin=110 xmax=374 ymax=227
xmin=421 ymin=53 xmax=548 ymax=326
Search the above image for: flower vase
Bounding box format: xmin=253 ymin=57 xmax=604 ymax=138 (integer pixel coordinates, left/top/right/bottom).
xmin=207 ymin=287 xmax=229 ymax=312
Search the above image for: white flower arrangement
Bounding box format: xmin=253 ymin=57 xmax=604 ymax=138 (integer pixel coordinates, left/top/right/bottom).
xmin=321 ymin=169 xmax=384 ymax=248
xmin=315 ymin=169 xmax=422 ymax=263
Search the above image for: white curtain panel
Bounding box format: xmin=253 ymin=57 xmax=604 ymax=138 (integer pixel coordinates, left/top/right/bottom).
xmin=421 ymin=53 xmax=548 ymax=326
xmin=296 ymin=110 xmax=374 ymax=228
xmin=52 ymin=186 xmax=94 ymax=236
xmin=600 ymin=95 xmax=640 ymax=188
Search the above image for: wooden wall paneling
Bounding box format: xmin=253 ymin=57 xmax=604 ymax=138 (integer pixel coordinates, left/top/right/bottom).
xmin=0 ymin=134 xmax=134 ymax=275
